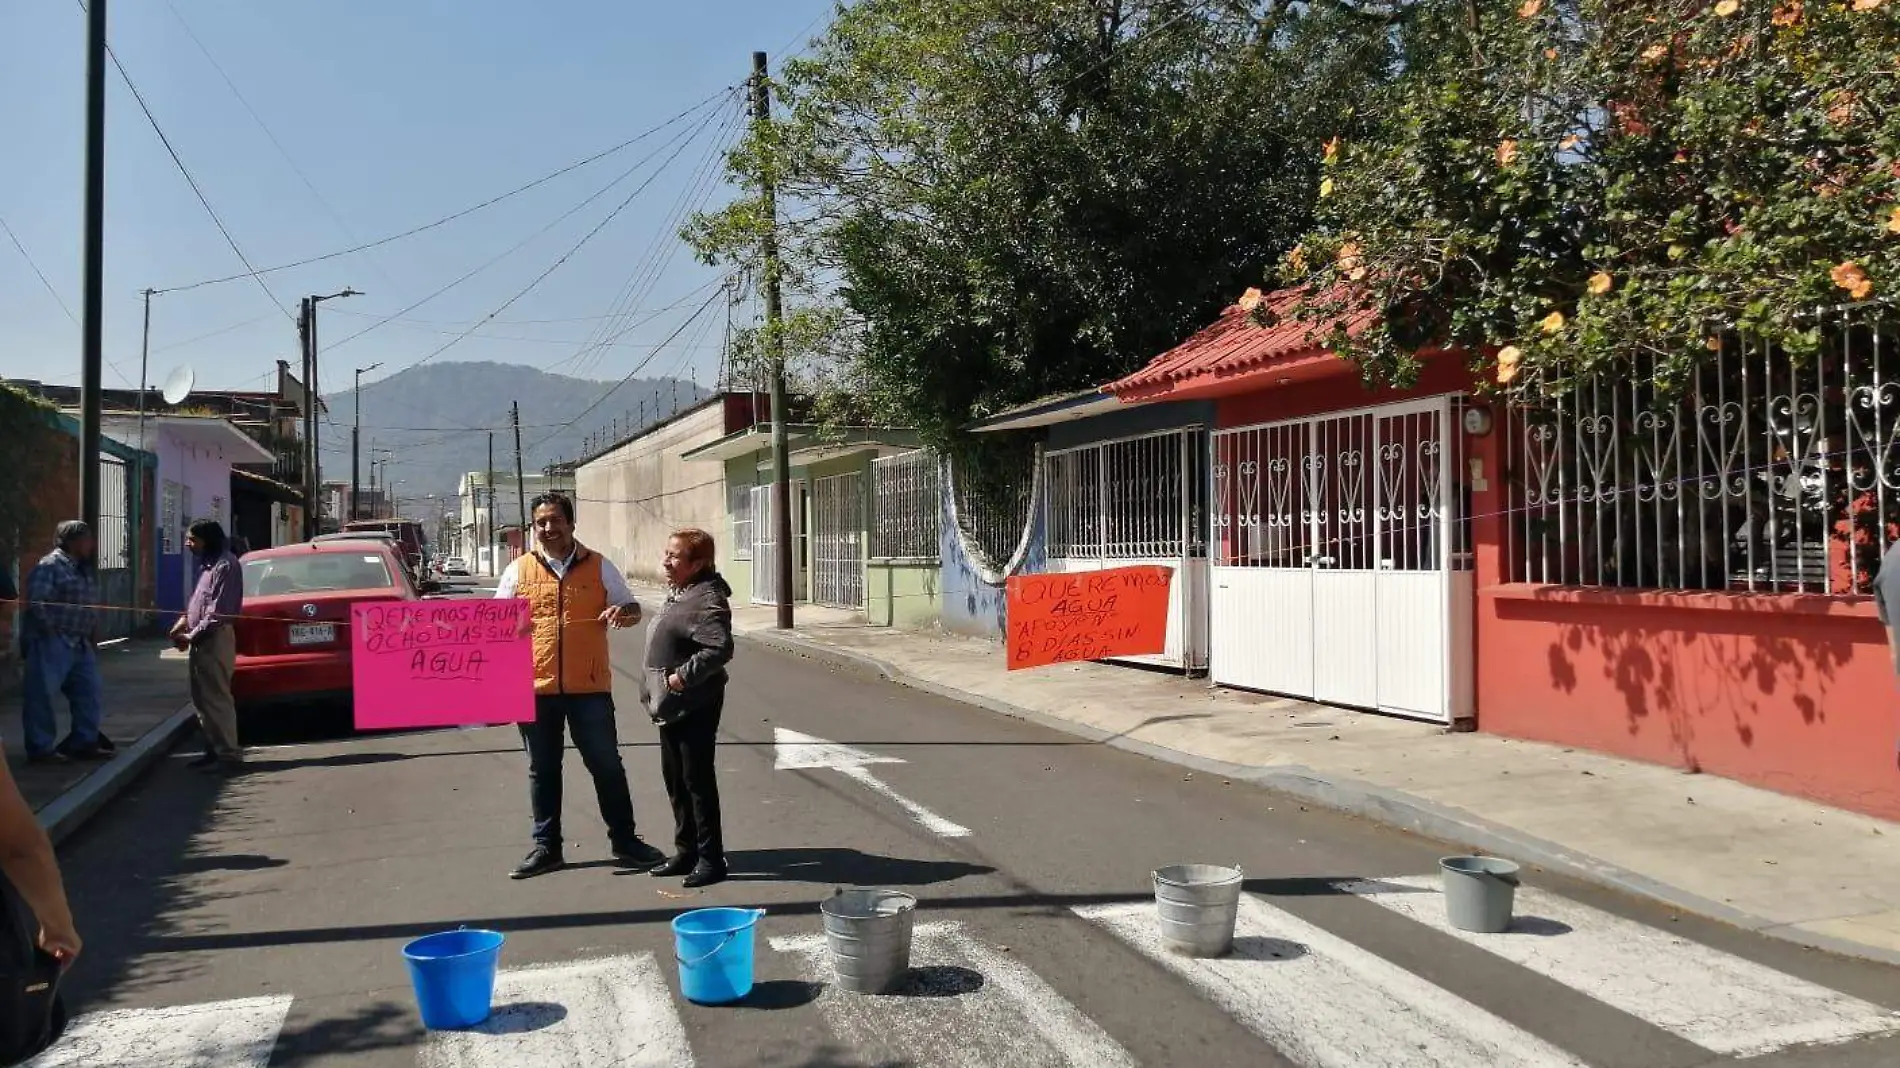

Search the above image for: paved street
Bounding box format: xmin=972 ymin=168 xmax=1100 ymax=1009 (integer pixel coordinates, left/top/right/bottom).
xmin=40 ymin=627 xmax=1900 ymax=1067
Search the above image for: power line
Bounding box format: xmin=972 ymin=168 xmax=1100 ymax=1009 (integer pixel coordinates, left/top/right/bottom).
xmin=76 ymin=0 xmax=292 ymax=321
xmin=1 ymin=212 xmax=136 ymax=387
xmin=320 ymin=93 xmax=736 ymax=356
xmin=374 ymin=96 xmax=744 ymax=379
xmin=155 ymin=86 xmax=740 ymax=294
xmin=527 ymin=287 xmax=727 ymax=452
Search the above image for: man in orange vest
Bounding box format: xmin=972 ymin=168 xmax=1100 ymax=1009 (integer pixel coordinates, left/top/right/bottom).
xmin=494 ymin=492 xmax=668 ymax=879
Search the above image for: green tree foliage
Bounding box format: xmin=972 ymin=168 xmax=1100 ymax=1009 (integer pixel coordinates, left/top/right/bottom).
xmin=686 ymin=0 xmax=1396 ymax=443
xmin=1281 ymin=0 xmax=1900 ymax=393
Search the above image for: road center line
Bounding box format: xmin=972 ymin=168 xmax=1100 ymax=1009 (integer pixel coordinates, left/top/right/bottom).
xmin=836 ymin=764 xmax=972 ymax=838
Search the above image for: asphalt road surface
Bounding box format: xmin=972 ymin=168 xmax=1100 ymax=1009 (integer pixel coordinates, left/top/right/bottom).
xmin=41 ymin=623 xmax=1900 ymax=1067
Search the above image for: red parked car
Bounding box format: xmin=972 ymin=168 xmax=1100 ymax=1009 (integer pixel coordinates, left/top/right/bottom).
xmin=233 ymin=538 xmax=442 ymax=712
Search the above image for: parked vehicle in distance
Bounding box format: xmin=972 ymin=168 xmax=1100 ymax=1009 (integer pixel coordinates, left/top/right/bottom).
xmin=232 ymin=538 xmax=440 ymax=717
xmin=440 ymin=556 xmax=469 ymax=577
xmin=340 ymin=519 xmax=428 ymax=579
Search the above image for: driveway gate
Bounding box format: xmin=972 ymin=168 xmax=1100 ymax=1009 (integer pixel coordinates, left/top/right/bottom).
xmin=1209 ymin=397 xmax=1472 ymax=722
xmin=1043 ymin=428 xmax=1208 ymax=672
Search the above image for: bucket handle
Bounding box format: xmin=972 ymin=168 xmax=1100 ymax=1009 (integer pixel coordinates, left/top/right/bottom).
xmin=675 ymin=910 xmax=766 ymax=969
xmin=1477 ymin=868 xmax=1520 ymax=888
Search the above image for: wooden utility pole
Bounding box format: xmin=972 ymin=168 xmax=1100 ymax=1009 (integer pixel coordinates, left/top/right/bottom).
xmin=511 ymin=401 xmax=528 ymax=558
xmin=754 ymin=50 xmax=794 ymax=628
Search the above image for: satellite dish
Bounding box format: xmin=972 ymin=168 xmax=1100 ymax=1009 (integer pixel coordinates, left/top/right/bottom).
xmin=160 ymin=365 xmax=195 ymax=406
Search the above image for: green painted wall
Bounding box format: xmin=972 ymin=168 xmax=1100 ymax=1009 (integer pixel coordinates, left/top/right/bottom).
xmin=866 ymin=561 xmax=940 ymax=629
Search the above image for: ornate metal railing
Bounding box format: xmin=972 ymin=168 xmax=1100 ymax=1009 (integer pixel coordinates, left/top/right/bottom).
xmin=869 ymin=450 xmax=940 ymax=560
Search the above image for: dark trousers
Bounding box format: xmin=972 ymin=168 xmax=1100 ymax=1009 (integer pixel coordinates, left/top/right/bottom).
xmin=519 ymin=692 xmax=636 ymax=849
xmin=659 ymin=686 xmax=724 ymax=864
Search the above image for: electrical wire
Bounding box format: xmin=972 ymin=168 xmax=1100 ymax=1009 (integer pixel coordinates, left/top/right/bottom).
xmin=75 ymin=0 xmax=292 ymax=321
xmin=161 ymin=0 xmax=402 ymax=299
xmin=1 ymin=212 xmax=136 ymax=387
xmin=156 ymin=86 xmax=739 ymax=294
xmin=526 ymin=287 xmax=727 ymax=453
xmin=370 ymin=96 xmax=743 ymax=380
xmin=320 ymin=92 xmax=735 ymax=356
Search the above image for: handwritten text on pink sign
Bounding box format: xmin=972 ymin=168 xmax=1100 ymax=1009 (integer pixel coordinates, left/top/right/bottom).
xmin=351 ymin=599 xmax=534 ymax=730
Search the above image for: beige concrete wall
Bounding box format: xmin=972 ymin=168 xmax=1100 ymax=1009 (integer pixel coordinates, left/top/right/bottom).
xmin=575 ymin=403 xmax=730 ymax=585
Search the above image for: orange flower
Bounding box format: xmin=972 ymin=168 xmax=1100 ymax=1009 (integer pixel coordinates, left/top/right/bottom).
xmin=1520 ymin=0 xmax=1543 ymax=15
xmin=1559 ymin=133 xmax=1583 ymax=151
xmin=1336 ymin=242 xmax=1368 ymax=281
xmin=1496 ymin=345 xmax=1523 ymax=384
xmin=1238 ymin=287 xmax=1265 ymax=312
xmin=1641 ymin=43 xmax=1669 ymax=61
xmin=1540 ymin=311 xmax=1567 ymax=334
xmin=1544 ymin=47 xmax=1560 ymax=60
xmin=1886 ymin=206 xmax=1900 ymax=235
xmin=1496 ymin=139 xmax=1520 ymax=166
xmin=1673 ymin=150 xmax=1690 ymax=164
xmin=1323 ymin=137 xmax=1340 ymax=165
xmin=1833 ymin=262 xmax=1874 ymax=299
xmin=1854 ymin=0 xmax=1882 ymax=11
xmin=1771 ymin=0 xmax=1802 ymax=24
xmin=1319 ymin=177 xmax=1335 ymax=198
xmin=1587 ymin=272 xmax=1614 ymax=296
xmin=1826 ymin=93 xmax=1857 ymax=126
xmin=1714 ymin=0 xmax=1741 ymax=15
xmin=1705 ymin=337 xmax=1724 ymax=352
xmin=1287 ymin=245 xmax=1309 ymax=273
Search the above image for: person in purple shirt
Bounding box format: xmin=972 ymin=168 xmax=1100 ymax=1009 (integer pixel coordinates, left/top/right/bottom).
xmin=170 ymin=520 xmax=243 ymax=771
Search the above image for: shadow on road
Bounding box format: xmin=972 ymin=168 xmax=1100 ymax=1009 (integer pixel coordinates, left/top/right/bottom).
xmin=721 ymin=847 xmax=995 ymax=888
xmin=268 ymin=998 xmax=423 ymax=1066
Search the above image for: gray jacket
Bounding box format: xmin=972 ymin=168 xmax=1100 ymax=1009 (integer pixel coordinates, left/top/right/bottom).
xmin=1877 ymin=542 xmax=1900 ymax=675
xmin=640 ymin=571 xmax=735 ymax=724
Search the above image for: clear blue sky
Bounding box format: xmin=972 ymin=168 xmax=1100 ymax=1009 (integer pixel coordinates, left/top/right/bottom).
xmin=0 ymin=0 xmax=830 ymax=423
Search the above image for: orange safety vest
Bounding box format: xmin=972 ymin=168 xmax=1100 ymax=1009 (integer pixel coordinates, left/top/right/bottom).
xmin=508 ymin=546 xmax=613 ymax=695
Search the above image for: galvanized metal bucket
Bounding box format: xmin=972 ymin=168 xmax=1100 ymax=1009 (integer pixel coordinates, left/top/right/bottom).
xmin=821 ymin=888 xmax=918 ymax=994
xmin=1152 ymin=864 xmax=1243 ymax=958
xmin=1440 ymin=856 xmax=1520 ymax=933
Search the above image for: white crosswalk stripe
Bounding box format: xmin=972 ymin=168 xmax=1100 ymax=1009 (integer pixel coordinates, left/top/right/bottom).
xmin=25 ymin=993 xmax=292 ymax=1068
xmin=770 ymin=920 xmax=1138 ymax=1067
xmin=1340 ymin=874 xmax=1900 ymax=1057
xmin=1077 ymin=896 xmax=1590 ymax=1068
xmin=418 ymin=953 xmax=693 ymax=1068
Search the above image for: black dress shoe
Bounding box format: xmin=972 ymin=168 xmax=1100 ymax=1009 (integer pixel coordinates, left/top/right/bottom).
xmin=58 ymin=744 xmax=110 ymax=763
xmin=610 ymin=836 xmax=667 ymax=870
xmin=23 ymin=752 xmax=68 ymax=767
xmin=681 ymin=862 xmax=728 ymax=889
xmin=510 ymin=846 xmax=565 ymax=880
xmin=649 ymin=854 xmax=698 ymax=878
xmin=95 ymin=734 xmax=116 ymax=754
xmin=186 ymin=752 xmax=220 ymax=770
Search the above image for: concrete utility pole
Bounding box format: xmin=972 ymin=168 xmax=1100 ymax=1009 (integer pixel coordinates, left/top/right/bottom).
xmin=78 ymin=0 xmax=107 ymax=538
xmin=299 ymin=298 xmax=316 ymax=538
xmin=754 ymin=50 xmax=794 ymax=629
xmin=511 ymin=402 xmax=527 ymax=559
xmin=351 ymin=363 xmax=380 ymax=521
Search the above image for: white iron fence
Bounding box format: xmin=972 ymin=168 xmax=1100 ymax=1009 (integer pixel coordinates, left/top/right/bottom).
xmin=949 ymin=449 xmax=1040 ymax=579
xmin=870 ymin=450 xmax=940 ymax=560
xmin=1045 ymin=429 xmax=1209 ymax=560
xmin=728 ymin=480 xmax=754 ymax=560
xmin=1507 ymin=308 xmax=1896 ymax=595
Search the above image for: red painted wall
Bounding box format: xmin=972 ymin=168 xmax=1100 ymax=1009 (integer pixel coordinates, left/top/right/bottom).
xmin=1206 ymin=355 xmax=1900 ymax=820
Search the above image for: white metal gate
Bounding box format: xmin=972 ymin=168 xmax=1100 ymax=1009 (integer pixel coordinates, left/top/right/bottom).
xmin=749 ymin=485 xmax=778 ymax=605
xmin=1043 ymin=428 xmax=1208 ymax=671
xmin=812 ymin=471 xmax=865 ymax=608
xmin=1210 ymin=396 xmax=1472 ymax=722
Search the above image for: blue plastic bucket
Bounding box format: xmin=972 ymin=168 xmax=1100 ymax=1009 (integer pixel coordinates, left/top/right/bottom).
xmin=671 ymin=907 xmax=766 ymax=1005
xmin=402 ymin=928 xmax=505 ymax=1029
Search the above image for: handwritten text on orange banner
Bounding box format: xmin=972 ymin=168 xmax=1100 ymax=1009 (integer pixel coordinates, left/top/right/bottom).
xmin=1005 ymin=565 xmax=1173 ymax=670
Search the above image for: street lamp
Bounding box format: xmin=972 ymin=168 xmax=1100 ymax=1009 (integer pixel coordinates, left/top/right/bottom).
xmin=300 ymin=287 xmax=362 ymax=537
xmin=352 ymin=361 xmax=381 ymax=521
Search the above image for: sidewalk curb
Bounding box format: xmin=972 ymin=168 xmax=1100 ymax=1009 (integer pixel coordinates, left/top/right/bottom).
xmin=37 ymin=704 xmax=196 ymax=847
xmin=739 ymin=628 xmax=1900 ymax=969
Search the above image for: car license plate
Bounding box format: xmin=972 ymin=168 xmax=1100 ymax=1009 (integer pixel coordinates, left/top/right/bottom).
xmin=288 ymin=623 xmax=334 ymax=646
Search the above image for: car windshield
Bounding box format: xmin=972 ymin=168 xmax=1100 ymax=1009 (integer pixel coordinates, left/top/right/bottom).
xmin=243 ymin=553 xmax=396 ymax=596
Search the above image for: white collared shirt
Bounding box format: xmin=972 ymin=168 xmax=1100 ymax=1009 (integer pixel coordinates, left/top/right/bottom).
xmin=493 ymin=546 xmax=638 ymax=608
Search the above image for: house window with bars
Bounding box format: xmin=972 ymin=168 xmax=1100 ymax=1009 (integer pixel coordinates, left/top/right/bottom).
xmin=870 ymin=450 xmax=940 ymax=560
xmin=729 ymin=480 xmax=754 ymax=560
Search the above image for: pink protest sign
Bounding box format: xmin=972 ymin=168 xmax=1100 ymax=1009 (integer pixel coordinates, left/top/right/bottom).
xmin=351 ymin=599 xmax=534 ymax=730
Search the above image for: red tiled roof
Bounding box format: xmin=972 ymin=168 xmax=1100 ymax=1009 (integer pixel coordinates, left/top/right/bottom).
xmin=1106 ymin=287 xmax=1377 ymax=399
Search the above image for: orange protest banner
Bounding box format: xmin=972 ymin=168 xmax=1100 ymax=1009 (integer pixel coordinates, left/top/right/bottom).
xmin=1005 ymin=564 xmax=1173 ymax=670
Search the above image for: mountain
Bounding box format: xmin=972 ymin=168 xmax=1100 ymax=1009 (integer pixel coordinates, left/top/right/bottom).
xmin=317 ymin=361 xmax=708 ymax=502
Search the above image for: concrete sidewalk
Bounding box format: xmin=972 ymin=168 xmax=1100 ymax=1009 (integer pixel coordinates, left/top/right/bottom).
xmin=2 ymin=638 xmax=194 ymax=842
xmin=638 ymin=583 xmax=1900 ymax=966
